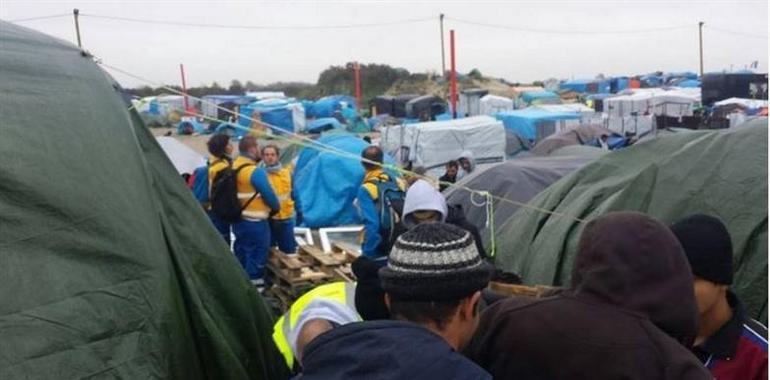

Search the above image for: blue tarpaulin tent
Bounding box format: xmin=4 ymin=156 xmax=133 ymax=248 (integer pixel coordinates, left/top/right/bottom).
xmin=307 ymin=118 xmax=344 ymax=134
xmin=678 ymin=79 xmax=701 ymax=88
xmin=521 ymin=91 xmax=560 ymax=105
xmin=560 ymin=79 xmax=611 ymax=94
xmin=176 ymin=119 xmax=206 ymax=135
xmin=496 ymin=108 xmax=581 ymax=141
xmin=238 ymin=99 xmax=302 ymax=134
xmin=308 ymin=95 xmax=356 ymax=118
xmin=293 ymin=133 xmax=395 ymax=228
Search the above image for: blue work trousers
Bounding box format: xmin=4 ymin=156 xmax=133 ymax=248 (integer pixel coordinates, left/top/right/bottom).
xmin=270 ymin=218 xmax=297 ymax=254
xmin=232 ymin=219 xmax=271 ymax=280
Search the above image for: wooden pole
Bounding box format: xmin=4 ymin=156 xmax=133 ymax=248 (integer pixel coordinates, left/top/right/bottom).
xmin=450 ymin=29 xmax=457 ymax=119
xmin=180 ymin=63 xmax=190 ymax=113
xmin=440 ymin=14 xmax=446 ymax=76
xmin=354 ymin=62 xmax=362 ymax=110
xmin=73 ymin=9 xmax=82 ymax=48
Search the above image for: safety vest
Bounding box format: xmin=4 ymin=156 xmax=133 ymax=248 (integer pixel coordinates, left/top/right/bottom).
xmin=272 ymin=282 xmax=358 ymax=369
xmin=266 ymin=165 xmax=295 ymax=221
xmin=207 ymin=156 xmax=230 ymax=211
xmin=233 ymin=156 xmax=271 ymax=221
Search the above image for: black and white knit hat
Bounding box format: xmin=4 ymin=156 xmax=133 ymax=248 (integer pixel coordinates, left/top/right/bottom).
xmin=379 ymin=223 xmax=491 ymax=301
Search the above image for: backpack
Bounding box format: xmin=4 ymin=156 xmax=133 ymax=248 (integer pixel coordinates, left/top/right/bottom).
xmin=368 ymin=177 xmax=407 ymax=255
xmin=210 ymin=162 xmax=259 ymax=223
xmin=188 ymin=165 xmax=209 ymax=205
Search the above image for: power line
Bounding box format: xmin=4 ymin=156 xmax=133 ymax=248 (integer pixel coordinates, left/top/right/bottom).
xmin=446 ymin=16 xmax=691 ymax=35
xmin=79 ymin=13 xmax=434 ymax=30
xmin=7 ymin=13 xmax=70 ymax=23
xmin=705 ymin=26 xmax=768 ymax=39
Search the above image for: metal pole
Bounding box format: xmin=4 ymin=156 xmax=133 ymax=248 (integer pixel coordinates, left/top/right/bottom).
xmin=180 ymin=64 xmax=190 ymax=113
xmin=440 ymin=14 xmax=446 ymax=76
xmin=354 ymin=62 xmax=362 ymax=110
xmin=73 ymin=9 xmax=82 ymax=48
xmin=698 ymin=21 xmax=704 ymax=76
xmin=450 ymin=29 xmax=457 ymax=119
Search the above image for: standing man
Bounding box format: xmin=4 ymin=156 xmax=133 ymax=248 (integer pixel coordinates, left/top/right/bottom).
xmin=439 ymin=160 xmax=459 ymax=192
xmin=671 ymin=214 xmax=768 ymax=380
xmin=206 ymin=134 xmax=233 ymax=244
xmin=457 ymin=151 xmax=476 ymax=180
xmin=356 ymin=146 xmax=404 ymax=261
xmin=262 ymin=144 xmax=301 ymax=255
xmin=232 ymin=136 xmax=280 ymax=286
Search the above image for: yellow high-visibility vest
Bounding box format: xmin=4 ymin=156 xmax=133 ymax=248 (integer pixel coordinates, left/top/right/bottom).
xmin=272 ymin=282 xmax=358 ymax=369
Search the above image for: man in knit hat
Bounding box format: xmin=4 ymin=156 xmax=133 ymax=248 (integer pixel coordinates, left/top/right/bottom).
xmin=296 ymin=223 xmax=492 ymax=380
xmin=671 ymin=214 xmax=768 ymax=380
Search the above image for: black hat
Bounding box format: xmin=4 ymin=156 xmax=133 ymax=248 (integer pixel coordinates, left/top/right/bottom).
xmin=379 ymin=223 xmax=491 ymax=301
xmin=670 ymin=214 xmax=733 ymax=285
xmin=351 ymin=257 xmax=390 ymax=320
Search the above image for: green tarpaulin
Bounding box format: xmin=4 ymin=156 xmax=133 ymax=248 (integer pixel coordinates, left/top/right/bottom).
xmin=0 ymin=22 xmax=290 ymax=379
xmin=495 ymin=119 xmax=768 ymax=321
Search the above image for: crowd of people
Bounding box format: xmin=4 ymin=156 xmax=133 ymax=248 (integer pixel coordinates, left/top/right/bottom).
xmin=192 ymin=134 xmax=766 ymax=379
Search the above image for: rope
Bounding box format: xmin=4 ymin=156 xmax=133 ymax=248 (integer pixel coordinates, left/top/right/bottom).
xmin=97 ymin=60 xmax=587 ymax=224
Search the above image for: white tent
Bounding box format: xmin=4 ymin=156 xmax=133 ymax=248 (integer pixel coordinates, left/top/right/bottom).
xmin=604 ymin=88 xmax=701 ymax=118
xmin=380 ymin=116 xmax=506 ymax=169
xmin=714 ymin=97 xmax=768 ymax=109
xmin=155 ymin=136 xmax=206 ymax=175
xmin=244 ymin=91 xmax=286 ymax=101
xmin=480 ymin=95 xmax=514 ymax=115
xmin=533 ymin=103 xmax=595 ymax=116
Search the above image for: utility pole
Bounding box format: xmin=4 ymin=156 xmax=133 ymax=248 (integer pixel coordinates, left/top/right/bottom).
xmin=450 ymin=29 xmax=457 ymax=119
xmin=73 ymin=8 xmax=82 ymax=48
xmin=440 ymin=14 xmax=446 ymax=76
xmin=698 ymin=21 xmax=704 ymax=76
xmin=353 ymin=62 xmax=362 ymax=111
xmin=179 ymin=64 xmax=190 ymax=113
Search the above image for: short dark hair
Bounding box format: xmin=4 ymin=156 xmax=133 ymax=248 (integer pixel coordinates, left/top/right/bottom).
xmin=446 ymin=160 xmax=459 ymax=168
xmin=388 ymin=298 xmax=461 ymax=330
xmin=207 ymin=134 xmax=231 ymax=158
xmin=239 ymin=135 xmax=258 ymax=153
xmin=361 ymin=146 xmax=383 ymax=171
xmin=262 ymin=144 xmax=280 ymax=156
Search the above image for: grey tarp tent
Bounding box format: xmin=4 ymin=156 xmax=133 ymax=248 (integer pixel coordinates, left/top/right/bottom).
xmin=494 ymin=118 xmax=768 ymax=321
xmin=0 ymin=22 xmax=290 ymax=379
xmin=530 ymin=124 xmax=613 ymax=156
xmin=444 ymin=153 xmax=601 ymax=254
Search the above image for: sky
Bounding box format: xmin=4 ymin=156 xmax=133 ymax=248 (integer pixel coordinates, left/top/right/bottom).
xmin=2 ymin=0 xmax=768 ymax=88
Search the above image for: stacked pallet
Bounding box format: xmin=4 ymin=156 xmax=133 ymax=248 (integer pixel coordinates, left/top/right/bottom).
xmin=266 ymin=244 xmax=359 ymax=311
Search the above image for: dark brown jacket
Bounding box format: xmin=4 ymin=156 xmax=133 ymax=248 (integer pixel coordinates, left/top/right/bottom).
xmin=465 ymin=212 xmax=712 ymax=379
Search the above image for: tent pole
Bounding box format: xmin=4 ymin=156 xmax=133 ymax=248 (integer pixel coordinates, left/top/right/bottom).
xmin=73 ymin=9 xmax=82 ymax=48
xmin=698 ymin=21 xmax=704 ymax=76
xmin=450 ymin=29 xmax=457 ymax=119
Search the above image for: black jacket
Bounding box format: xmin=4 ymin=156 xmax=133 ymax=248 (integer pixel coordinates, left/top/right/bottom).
xmin=298 ymin=320 xmax=490 ymax=380
xmin=465 ymin=212 xmax=711 ymax=379
xmin=446 ymin=204 xmax=487 ymax=259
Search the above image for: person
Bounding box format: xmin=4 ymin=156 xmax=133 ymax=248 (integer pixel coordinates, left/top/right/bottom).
xmin=599 ymin=134 xmax=610 ymax=150
xmin=206 ymin=134 xmax=234 ymax=244
xmin=297 ymin=223 xmax=492 ymax=379
xmin=355 ymin=145 xmax=404 ymax=261
xmin=272 ymin=281 xmax=360 ymax=370
xmin=464 ymin=211 xmax=712 ymax=379
xmin=232 ymin=136 xmax=280 ymax=286
xmin=262 ymin=144 xmax=302 ymax=255
xmin=439 ymin=160 xmax=459 ymax=192
xmin=457 ymin=151 xmax=476 ymax=180
xmin=670 ymin=214 xmax=768 ymax=380
xmin=404 ymin=166 xmax=427 ymax=188
xmin=403 ymin=179 xmax=486 ymax=258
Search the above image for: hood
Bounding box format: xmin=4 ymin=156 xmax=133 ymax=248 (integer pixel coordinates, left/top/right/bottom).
xmin=403 ymin=179 xmax=447 ymax=228
xmin=570 ymin=211 xmax=698 ymax=345
xmin=459 ymin=150 xmax=477 ymax=172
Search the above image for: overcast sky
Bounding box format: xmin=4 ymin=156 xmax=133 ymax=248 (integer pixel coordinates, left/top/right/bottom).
xmin=2 ymin=0 xmax=767 ymax=88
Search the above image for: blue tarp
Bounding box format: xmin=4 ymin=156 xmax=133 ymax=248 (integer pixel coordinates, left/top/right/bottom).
xmin=293 ymin=133 xmax=394 ymax=228
xmin=238 ymin=99 xmax=296 ymax=134
xmin=495 ymin=108 xmax=581 ymax=141
xmin=308 ymin=95 xmax=356 ymax=118
xmin=201 ymin=95 xmax=255 ymax=105
xmin=177 ymin=119 xmax=206 ymax=135
xmin=521 ymin=91 xmax=560 ymax=104
xmin=678 ymin=79 xmax=701 ymax=88
xmin=307 ymin=118 xmax=343 ymax=134
xmin=560 ymin=79 xmax=611 ymax=94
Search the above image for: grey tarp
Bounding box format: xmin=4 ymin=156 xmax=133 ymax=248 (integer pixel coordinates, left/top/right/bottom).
xmin=530 ymin=124 xmax=613 ymax=156
xmin=444 ymin=153 xmax=600 ymax=254
xmin=495 ymin=118 xmax=768 ymax=321
xmin=0 ymin=22 xmax=290 ymax=379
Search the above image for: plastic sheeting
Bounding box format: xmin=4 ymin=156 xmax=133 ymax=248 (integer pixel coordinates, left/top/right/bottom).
xmin=605 ymin=88 xmax=701 ymax=118
xmin=307 ymin=95 xmax=356 ymax=118
xmin=494 ymin=119 xmax=768 ymax=321
xmin=307 ymin=118 xmax=344 ymax=134
xmin=531 ymin=124 xmax=615 ymax=156
xmin=380 ymin=116 xmax=506 ymax=169
xmin=0 ymin=22 xmax=290 ymax=380
xmin=238 ymin=99 xmax=305 ymax=134
xmin=520 ymin=91 xmax=560 ymax=105
xmin=479 ymin=95 xmax=514 ymax=115
xmin=495 ymin=108 xmax=581 ymax=141
xmin=444 ymin=154 xmax=601 ymax=252
xmin=155 ymin=136 xmax=207 ymax=174
xmin=294 ymin=133 xmax=391 ymax=228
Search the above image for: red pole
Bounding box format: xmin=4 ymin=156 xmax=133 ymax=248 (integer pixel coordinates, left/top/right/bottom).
xmin=179 ymin=63 xmax=190 ymax=114
xmin=354 ymin=62 xmax=362 ymax=110
xmin=450 ymin=30 xmax=457 ymax=119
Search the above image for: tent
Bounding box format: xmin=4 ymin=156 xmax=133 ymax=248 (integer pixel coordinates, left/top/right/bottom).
xmin=238 ymin=98 xmax=306 ymax=134
xmin=520 ymin=90 xmax=561 ymax=106
xmin=380 ymin=116 xmax=506 ymax=169
xmin=444 ymin=153 xmax=601 ymax=253
xmin=458 ymin=89 xmax=489 ymax=117
xmin=479 ymin=94 xmax=514 ymax=115
xmin=306 ymin=117 xmax=344 ymax=134
xmin=604 ymin=88 xmax=701 ymax=118
xmin=0 ymin=22 xmax=289 ymax=379
xmin=371 ymin=95 xmax=396 ymax=116
xmin=405 ymin=95 xmax=447 ymax=119
xmin=560 ymin=79 xmax=611 ymax=94
xmin=530 ymin=124 xmax=615 ymax=156
xmin=494 ymin=119 xmax=768 ymax=321
xmin=293 ymin=133 xmax=396 ymax=228
xmin=200 ymin=95 xmax=256 ymax=121
xmin=155 ymin=136 xmax=207 ymax=174
xmin=307 ymin=95 xmax=356 ymax=118
xmin=176 ymin=118 xmax=206 ymax=135
xmin=495 ymin=108 xmax=582 ymax=142
xmin=532 ymin=103 xmax=595 ymax=116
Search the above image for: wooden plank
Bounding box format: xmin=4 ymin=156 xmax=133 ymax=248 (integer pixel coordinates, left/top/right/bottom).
xmin=302 ymin=245 xmax=343 ymax=266
xmin=270 ymin=248 xmax=306 ymax=269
